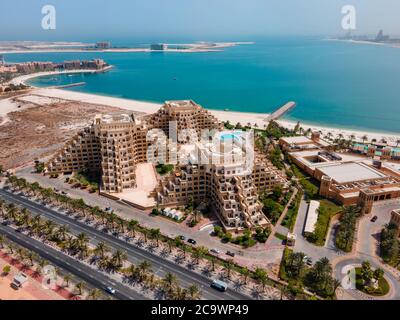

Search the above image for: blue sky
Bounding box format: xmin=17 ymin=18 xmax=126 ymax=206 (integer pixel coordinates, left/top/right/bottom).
xmin=1 ymin=0 xmax=399 ymax=41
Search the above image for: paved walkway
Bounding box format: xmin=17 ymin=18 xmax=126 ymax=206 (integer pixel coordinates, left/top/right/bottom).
xmin=265 ymin=188 xmax=298 ymax=248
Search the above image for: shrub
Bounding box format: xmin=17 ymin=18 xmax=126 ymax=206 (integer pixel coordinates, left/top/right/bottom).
xmin=2 ymin=265 xmax=11 ymax=275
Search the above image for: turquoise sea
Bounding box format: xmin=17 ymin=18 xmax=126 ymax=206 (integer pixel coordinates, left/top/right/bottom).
xmin=4 ymin=37 xmax=400 ymax=133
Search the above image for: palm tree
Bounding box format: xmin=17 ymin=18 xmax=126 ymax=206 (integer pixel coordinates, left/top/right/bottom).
xmin=223 ymin=259 xmax=234 ymax=279
xmin=63 ymin=274 xmax=72 ymax=288
xmin=7 ymin=243 xmax=15 ymax=254
xmin=56 ymin=225 xmax=70 ymax=242
xmin=117 ymin=218 xmax=125 ymax=234
xmin=6 ymin=203 xmax=17 ymax=221
xmin=43 ymin=220 xmax=56 ymax=239
xmin=74 ymin=282 xmax=85 ymax=296
xmin=142 ymin=229 xmax=149 ymax=243
xmin=94 ymin=242 xmax=109 ymax=259
xmin=193 ymin=246 xmax=207 ymax=265
xmin=29 ymin=182 xmax=41 ymax=197
xmin=74 ymin=198 xmax=87 ymax=218
xmin=16 ymin=247 xmax=26 ymax=262
xmin=332 ymin=278 xmax=341 ymax=297
xmin=209 ymin=256 xmax=216 ymax=272
xmin=138 ymin=260 xmax=152 ymax=281
xmin=107 ymin=212 xmax=118 ymax=231
xmin=240 ymin=267 xmax=250 ymax=284
xmin=127 ymin=219 xmax=139 ymax=238
xmin=162 ymin=272 xmax=177 ymax=293
xmin=0 ymin=234 xmax=4 ymax=249
xmin=172 ymin=286 xmax=188 ymax=300
xmin=167 ymin=239 xmax=173 ymax=253
xmin=126 ymin=264 xmax=138 ymax=280
xmin=0 ymin=199 xmax=6 ymax=218
xmin=25 ymin=251 xmax=37 ymax=266
xmin=254 ymin=268 xmax=268 ymax=291
xmin=149 ymin=228 xmax=161 ymax=247
xmin=362 ymin=135 xmax=368 ymax=143
xmin=187 ymin=284 xmax=201 ymax=300
xmin=280 ymin=285 xmax=290 ymax=300
xmin=88 ymin=288 xmax=101 ymax=300
xmin=111 ymin=249 xmax=128 ymax=269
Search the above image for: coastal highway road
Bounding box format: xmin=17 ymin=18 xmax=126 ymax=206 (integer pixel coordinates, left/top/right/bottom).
xmin=0 ymin=223 xmax=146 ymax=300
xmin=0 ymin=189 xmax=252 ymax=300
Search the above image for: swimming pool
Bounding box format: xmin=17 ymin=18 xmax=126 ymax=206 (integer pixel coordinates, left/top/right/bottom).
xmin=219 ymin=132 xmax=243 ymax=141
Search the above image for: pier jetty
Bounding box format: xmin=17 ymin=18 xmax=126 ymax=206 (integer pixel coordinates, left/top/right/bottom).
xmin=265 ymin=101 xmax=296 ymax=122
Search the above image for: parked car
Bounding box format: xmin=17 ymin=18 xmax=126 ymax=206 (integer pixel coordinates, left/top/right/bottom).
xmin=209 ymin=248 xmax=220 ymax=255
xmin=105 ymin=286 xmax=116 ymax=294
xmin=226 ymin=251 xmax=235 ymax=257
xmin=371 ymin=216 xmax=378 ymax=222
xmin=179 ymin=235 xmax=186 ymax=241
xmin=11 ymin=272 xmax=28 ymax=290
xmin=187 ymin=238 xmax=197 ymax=245
xmin=306 ymin=257 xmax=313 ymax=266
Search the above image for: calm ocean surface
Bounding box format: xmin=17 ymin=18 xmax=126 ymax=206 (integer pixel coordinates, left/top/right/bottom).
xmin=5 ymin=37 xmax=400 ymax=133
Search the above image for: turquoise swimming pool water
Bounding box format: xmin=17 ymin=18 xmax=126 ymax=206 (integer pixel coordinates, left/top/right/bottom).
xmin=219 ymin=132 xmax=243 ymax=141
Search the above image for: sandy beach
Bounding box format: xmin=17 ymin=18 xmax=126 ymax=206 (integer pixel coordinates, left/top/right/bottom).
xmin=7 ymin=67 xmax=112 ymax=86
xmin=3 ymin=70 xmax=400 ymax=145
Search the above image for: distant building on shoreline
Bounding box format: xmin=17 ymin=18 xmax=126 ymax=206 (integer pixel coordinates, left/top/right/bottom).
xmin=95 ymin=41 xmax=111 ymax=49
xmin=150 ymin=43 xmax=168 ymax=51
xmin=375 ymin=30 xmax=390 ymax=42
xmin=4 ymin=59 xmax=108 ymax=74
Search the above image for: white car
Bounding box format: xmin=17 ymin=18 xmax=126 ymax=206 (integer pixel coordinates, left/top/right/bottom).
xmin=105 ymin=286 xmax=116 ymax=294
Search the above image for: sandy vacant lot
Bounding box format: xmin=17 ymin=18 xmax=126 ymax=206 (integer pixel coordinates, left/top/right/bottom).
xmin=0 ymin=257 xmax=64 ymax=300
xmin=0 ymin=95 xmax=125 ymax=170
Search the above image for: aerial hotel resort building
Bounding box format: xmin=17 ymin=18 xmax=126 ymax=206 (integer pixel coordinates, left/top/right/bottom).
xmin=153 ymin=131 xmax=286 ymax=230
xmin=46 ymin=100 xmax=286 ymax=231
xmin=286 ymin=137 xmax=400 ymax=214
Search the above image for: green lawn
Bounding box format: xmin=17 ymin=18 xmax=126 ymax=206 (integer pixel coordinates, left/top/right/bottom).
xmin=281 ymin=190 xmax=303 ymax=231
xmin=355 ymin=268 xmax=390 ymax=296
xmin=275 ymin=232 xmax=287 ymax=241
xmin=156 ymin=164 xmax=174 ymax=175
xmin=291 ymin=164 xmax=319 ymax=199
xmin=306 ymin=199 xmax=342 ymax=246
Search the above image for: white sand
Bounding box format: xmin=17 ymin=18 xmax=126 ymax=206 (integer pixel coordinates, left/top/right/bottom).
xmin=8 ymin=68 xmax=112 ymax=86
xmin=2 ymin=85 xmax=400 ymax=144
xmin=33 ymin=88 xmax=162 ymax=113
xmin=0 ymin=98 xmax=20 ymax=125
xmin=33 ymin=88 xmax=400 ymax=144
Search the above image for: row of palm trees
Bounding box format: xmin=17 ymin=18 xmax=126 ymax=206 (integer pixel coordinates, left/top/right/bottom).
xmin=0 ymin=231 xmax=99 ymax=299
xmin=335 ymin=206 xmax=362 ymax=252
xmin=5 ymin=175 xmax=282 ymax=298
xmin=0 ymin=196 xmax=202 ymax=300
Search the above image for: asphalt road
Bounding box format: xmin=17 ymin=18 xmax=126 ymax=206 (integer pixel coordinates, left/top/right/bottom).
xmin=0 ymin=223 xmax=146 ymax=300
xmin=0 ymin=189 xmax=252 ymax=300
